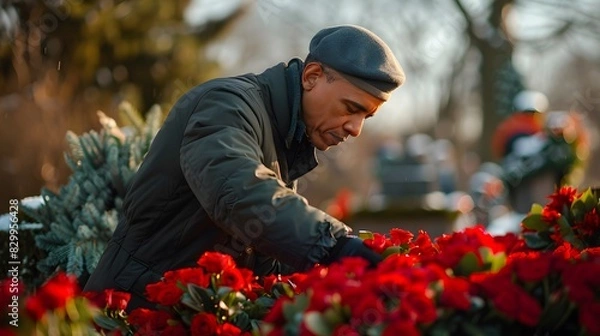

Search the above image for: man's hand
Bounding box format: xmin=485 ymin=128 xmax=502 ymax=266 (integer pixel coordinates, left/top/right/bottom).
xmin=323 ymin=236 xmax=382 ymax=268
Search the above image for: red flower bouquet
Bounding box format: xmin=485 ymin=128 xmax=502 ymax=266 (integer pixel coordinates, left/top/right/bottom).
xmin=86 ymin=251 xmax=298 ymax=335
xmin=522 ymin=186 xmax=600 ymax=251
xmin=1 ymin=272 xmax=100 ymax=336
xmin=6 ymin=186 xmax=599 ymax=335
xmin=261 ymin=207 xmax=600 ymax=335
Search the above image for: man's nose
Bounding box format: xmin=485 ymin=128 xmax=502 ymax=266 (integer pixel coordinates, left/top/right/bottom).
xmin=344 ymin=116 xmax=364 ymax=138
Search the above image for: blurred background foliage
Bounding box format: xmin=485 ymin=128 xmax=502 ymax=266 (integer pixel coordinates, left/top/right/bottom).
xmin=0 ymin=0 xmax=247 ymax=208
xmin=1 ymin=0 xmax=600 ymax=216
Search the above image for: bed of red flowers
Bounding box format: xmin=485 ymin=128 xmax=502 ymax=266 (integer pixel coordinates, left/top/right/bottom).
xmin=2 ymin=186 xmax=600 ymax=335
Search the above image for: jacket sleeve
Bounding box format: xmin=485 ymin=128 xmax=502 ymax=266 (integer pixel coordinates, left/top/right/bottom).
xmin=179 ymin=88 xmax=351 ymax=271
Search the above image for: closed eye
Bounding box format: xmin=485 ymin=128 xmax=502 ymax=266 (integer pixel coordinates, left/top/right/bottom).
xmin=343 ymin=99 xmax=367 ymax=115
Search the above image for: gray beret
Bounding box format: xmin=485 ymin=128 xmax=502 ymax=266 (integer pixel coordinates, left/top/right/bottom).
xmin=308 ymin=25 xmax=405 ymax=101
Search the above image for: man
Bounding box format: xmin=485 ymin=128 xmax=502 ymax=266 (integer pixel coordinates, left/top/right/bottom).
xmin=84 ymin=24 xmax=405 ymax=310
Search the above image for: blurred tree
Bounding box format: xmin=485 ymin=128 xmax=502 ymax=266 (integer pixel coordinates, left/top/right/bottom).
xmin=245 ymin=0 xmax=600 ymax=191
xmin=0 ymin=0 xmax=247 ymax=207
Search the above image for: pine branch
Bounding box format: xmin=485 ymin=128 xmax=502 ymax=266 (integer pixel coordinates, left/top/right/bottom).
xmin=27 ymin=102 xmax=163 ymax=280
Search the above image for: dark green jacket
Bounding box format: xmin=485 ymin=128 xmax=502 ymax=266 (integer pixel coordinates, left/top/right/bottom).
xmin=84 ymin=61 xmax=350 ymax=308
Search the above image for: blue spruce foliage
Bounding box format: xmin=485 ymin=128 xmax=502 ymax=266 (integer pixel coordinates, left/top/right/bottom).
xmin=22 ymin=102 xmax=163 ymax=281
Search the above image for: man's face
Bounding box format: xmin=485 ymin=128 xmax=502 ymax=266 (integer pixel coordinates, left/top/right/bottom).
xmin=301 ymin=62 xmax=385 ymax=151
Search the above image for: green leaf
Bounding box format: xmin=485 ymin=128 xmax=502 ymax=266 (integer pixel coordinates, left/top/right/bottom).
xmin=477 ymin=247 xmax=506 ymax=272
xmin=255 ymin=296 xmax=275 ymax=309
xmin=272 ymin=282 xmax=295 ymax=299
xmin=180 ymin=292 xmax=204 ymax=312
xmin=460 ymin=321 xmax=494 ymax=336
xmin=382 ymin=246 xmax=403 ymax=258
xmin=538 ymin=292 xmax=574 ymax=331
xmin=217 ymin=286 xmax=233 ymax=298
xmin=529 ymin=203 xmax=544 ymax=215
xmin=580 ymin=188 xmax=597 ymax=210
xmin=570 ymin=199 xmax=586 ymax=221
xmin=233 ymin=311 xmax=251 ymax=331
xmin=187 ymin=283 xmax=216 ymax=313
xmin=366 ymin=324 xmax=385 ymax=336
xmin=358 ymin=230 xmax=374 ymax=240
xmin=429 ymin=323 xmax=452 ymax=336
xmin=522 ymin=213 xmax=549 ymax=232
xmin=322 ymin=307 xmax=345 ymax=326
xmin=556 ymin=216 xmax=585 ymax=249
xmin=304 ymin=311 xmax=334 ymax=336
xmin=489 ymin=251 xmax=507 ymax=273
xmin=93 ymin=313 xmax=123 ymax=330
xmin=282 ymin=295 xmax=309 ymax=322
xmin=523 ymin=232 xmax=552 ymax=250
xmin=455 ymin=251 xmax=479 ymax=276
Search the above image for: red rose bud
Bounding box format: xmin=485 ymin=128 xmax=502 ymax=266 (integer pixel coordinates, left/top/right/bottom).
xmin=145 ymin=281 xmax=183 ymax=306
xmin=128 ymin=308 xmax=171 ymax=330
xmin=389 ymin=228 xmax=414 ymax=245
xmin=106 ymin=289 xmax=131 ymax=311
xmin=197 ymin=252 xmax=237 ymax=273
xmin=25 ymin=272 xmax=79 ymax=320
xmin=191 ymin=312 xmax=219 ymax=336
xmin=363 ymin=233 xmax=391 ymax=254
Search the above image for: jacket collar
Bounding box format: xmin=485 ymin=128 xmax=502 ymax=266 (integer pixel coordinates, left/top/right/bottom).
xmin=254 ymin=60 xmax=318 ymax=181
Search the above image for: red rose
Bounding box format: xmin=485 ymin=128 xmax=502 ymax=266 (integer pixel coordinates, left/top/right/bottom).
xmin=106 ymin=289 xmax=131 ymax=311
xmin=409 ymin=230 xmax=438 ymax=257
xmin=563 ymin=262 xmax=600 ymax=304
xmin=403 ymin=290 xmax=437 ymax=324
xmin=25 ymin=272 xmax=79 ymax=320
xmin=333 ymin=325 xmax=360 ymax=336
xmin=25 ymin=295 xmax=46 ymax=321
xmin=376 ymin=254 xmax=418 ymax=273
xmin=82 ymin=289 xmax=130 ymax=311
xmin=541 ymin=207 xmax=562 ymax=224
xmin=575 ymin=208 xmax=600 ymax=237
xmin=337 ymin=257 xmax=369 ymax=277
xmin=0 ymin=328 xmax=17 ymax=336
xmin=306 ymin=287 xmax=336 ymax=312
xmin=162 ymin=324 xmax=187 ymax=336
xmin=197 ymin=252 xmax=237 ymax=273
xmin=218 ymin=322 xmax=243 ymax=336
xmin=579 ymin=302 xmax=600 ymax=335
xmin=382 ymin=314 xmax=420 ymax=336
xmin=164 ymin=267 xmax=210 ymax=288
xmin=349 ymin=293 xmax=386 ymax=326
xmin=128 ymin=308 xmax=171 ymax=330
xmin=36 ymin=272 xmax=78 ymax=308
xmin=546 ymin=186 xmax=577 ymax=211
xmin=553 ymin=242 xmax=581 ymax=260
xmin=494 ymin=233 xmax=528 ymax=254
xmin=221 ymin=268 xmax=246 ymax=291
xmin=191 ymin=312 xmax=219 ymax=336
xmin=262 ymin=297 xmax=290 ymax=325
xmin=390 ymin=228 xmax=414 ymax=245
xmin=582 ymin=247 xmax=600 ymax=259
xmin=262 ymin=274 xmax=279 ymax=293
xmin=470 ymin=272 xmax=513 ymax=298
xmin=374 ymin=273 xmax=410 ymax=298
xmin=435 ymin=244 xmax=475 ymax=269
xmin=146 ymin=281 xmax=183 ymax=306
xmin=82 ymin=290 xmax=105 ymax=308
xmin=440 ymin=277 xmax=471 ymax=311
xmin=492 ymin=284 xmax=542 ymax=326
xmin=265 ymin=328 xmax=284 ymax=336
xmin=288 ymin=273 xmax=309 ymax=291
xmin=363 ymin=233 xmax=391 ymax=254
xmin=510 ymin=252 xmax=552 ymax=283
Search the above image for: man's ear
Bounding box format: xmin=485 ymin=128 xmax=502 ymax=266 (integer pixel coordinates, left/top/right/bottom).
xmin=302 ymin=62 xmax=323 ymax=90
